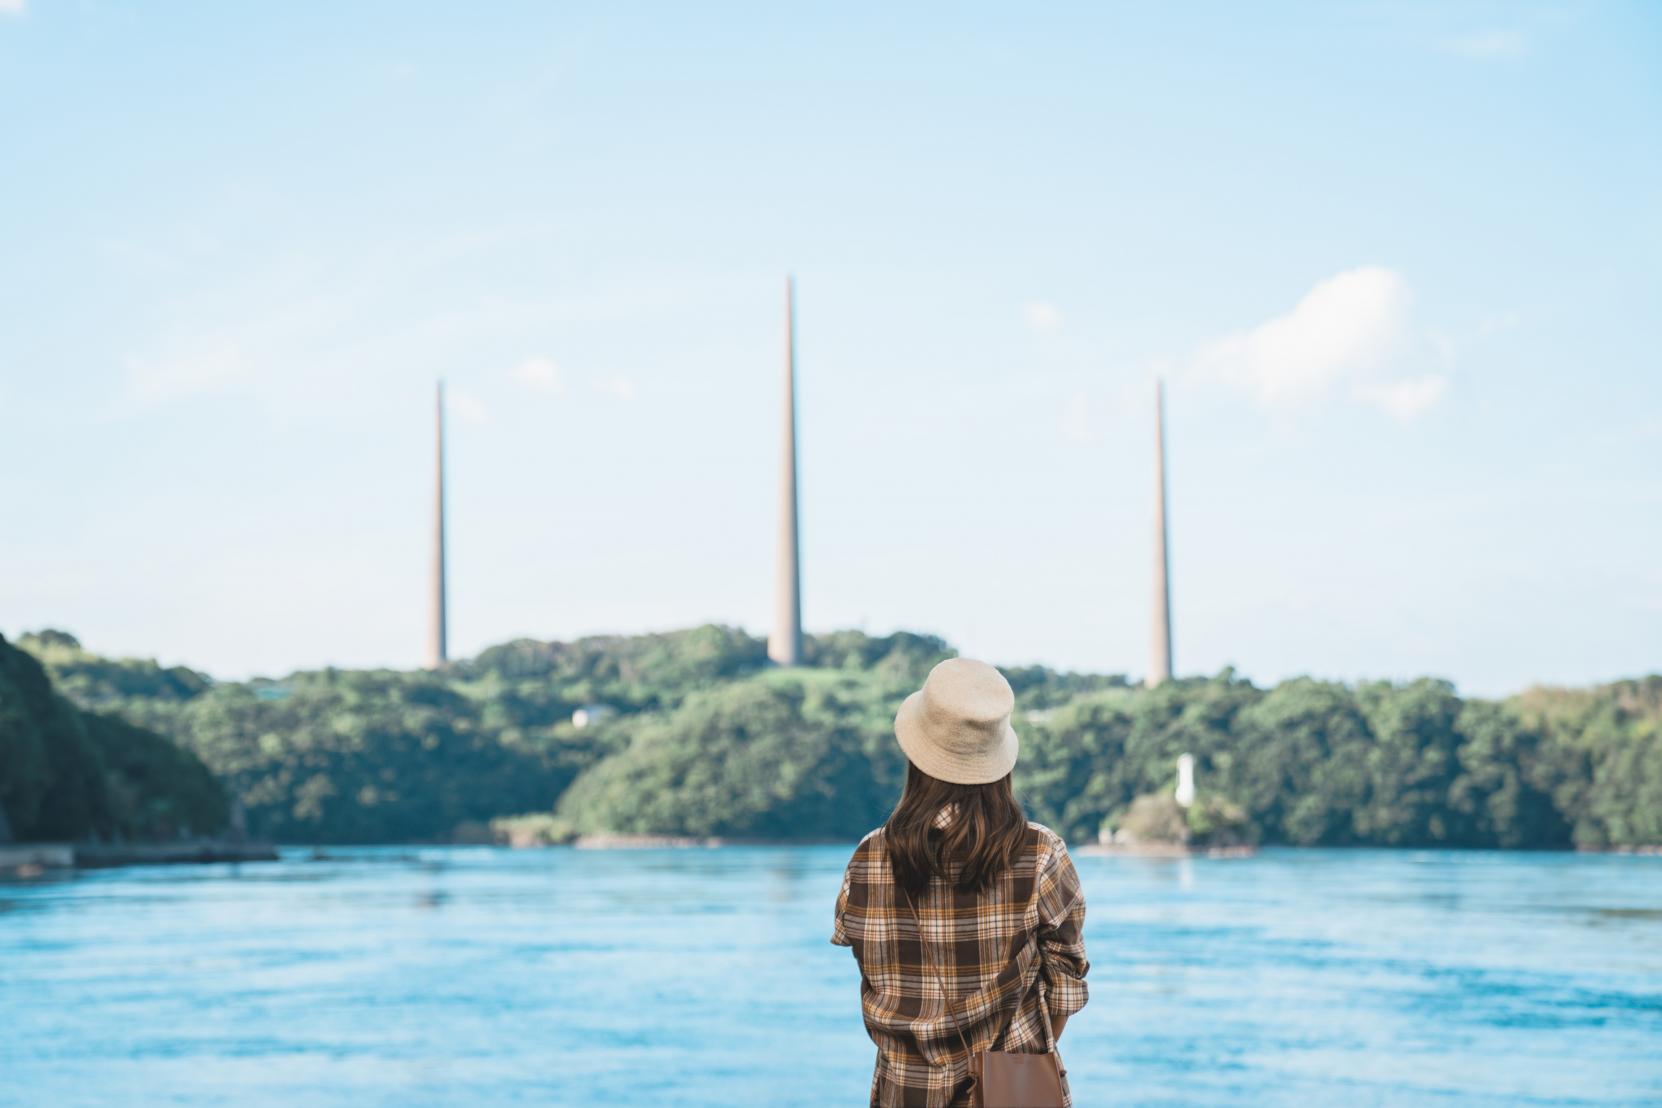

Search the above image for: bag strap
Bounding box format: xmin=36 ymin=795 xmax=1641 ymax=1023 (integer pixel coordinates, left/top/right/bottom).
xmin=901 ymin=883 xmax=977 ymax=1063
xmin=1035 ymin=972 xmax=1059 ymax=1054
xmin=904 ymin=882 xmax=1063 ymax=1061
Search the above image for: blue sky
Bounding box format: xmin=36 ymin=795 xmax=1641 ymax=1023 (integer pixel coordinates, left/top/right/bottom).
xmin=2 ymin=1 xmax=1658 ymax=694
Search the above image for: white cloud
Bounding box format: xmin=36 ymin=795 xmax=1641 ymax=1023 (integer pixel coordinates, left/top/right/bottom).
xmin=511 ymin=356 xmax=633 ymax=401
xmin=1194 ymin=266 xmax=1453 ymax=421
xmin=0 ymin=0 xmax=25 ymax=15
xmin=595 ymin=375 xmax=637 ymax=401
xmin=125 ymin=338 xmax=255 ymax=402
xmin=1440 ymin=29 xmax=1528 ymax=59
xmin=1198 ymin=266 xmax=1412 ymax=407
xmin=446 ymin=386 xmax=489 ymax=423
xmin=1358 ymin=374 xmax=1449 ymax=421
xmin=510 ymin=355 xmax=564 ymax=393
xmin=1022 ymin=302 xmax=1062 ymax=333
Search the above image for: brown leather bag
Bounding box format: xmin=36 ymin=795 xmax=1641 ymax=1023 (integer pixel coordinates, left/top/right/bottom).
xmin=903 ymin=887 xmax=1069 ymax=1108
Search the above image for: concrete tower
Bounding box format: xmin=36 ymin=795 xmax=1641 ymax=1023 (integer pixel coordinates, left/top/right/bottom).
xmin=768 ymin=276 xmax=803 ymax=667
xmin=427 ymin=380 xmax=448 ymax=670
xmin=1148 ymin=377 xmax=1173 ymax=687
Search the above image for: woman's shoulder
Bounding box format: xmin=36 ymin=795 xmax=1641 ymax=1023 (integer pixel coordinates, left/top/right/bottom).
xmin=1025 ymin=821 xmax=1073 ymax=864
xmin=845 ymin=826 xmax=886 ymax=861
xmin=838 ymin=827 xmax=889 ymax=880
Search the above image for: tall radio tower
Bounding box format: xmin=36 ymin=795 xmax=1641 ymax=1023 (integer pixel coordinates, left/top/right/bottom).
xmin=769 ymin=276 xmax=803 ymax=667
xmin=1148 ymin=377 xmax=1173 ymax=687
xmin=427 ymin=380 xmax=448 ymax=670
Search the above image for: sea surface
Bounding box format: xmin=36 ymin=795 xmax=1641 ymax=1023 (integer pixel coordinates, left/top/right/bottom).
xmin=1 ymin=847 xmax=1659 ymax=1106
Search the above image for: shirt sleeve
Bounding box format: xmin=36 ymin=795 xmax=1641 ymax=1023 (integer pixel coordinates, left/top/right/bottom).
xmin=830 ymin=853 xmax=855 ymax=947
xmin=1036 ymin=839 xmax=1089 ymax=1017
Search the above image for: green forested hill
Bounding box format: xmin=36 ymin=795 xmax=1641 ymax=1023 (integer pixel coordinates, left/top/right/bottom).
xmin=554 ymin=672 xmax=906 ymax=841
xmin=0 ymin=633 xmax=227 ymax=842
xmin=13 ymin=627 xmax=1660 ymax=849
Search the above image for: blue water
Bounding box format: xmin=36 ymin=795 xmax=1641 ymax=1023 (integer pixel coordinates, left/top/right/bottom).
xmin=1 ymin=847 xmax=1659 ymax=1106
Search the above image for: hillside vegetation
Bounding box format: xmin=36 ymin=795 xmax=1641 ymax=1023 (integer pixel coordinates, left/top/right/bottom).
xmin=12 ymin=627 xmax=1660 ymax=849
xmin=0 ymin=633 xmax=227 ymax=843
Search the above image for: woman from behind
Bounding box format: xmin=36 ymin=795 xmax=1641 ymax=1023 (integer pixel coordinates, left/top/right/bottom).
xmin=832 ymin=658 xmax=1090 ymax=1108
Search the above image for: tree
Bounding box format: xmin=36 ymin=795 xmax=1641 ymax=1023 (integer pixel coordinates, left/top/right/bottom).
xmin=1229 ymin=679 xmax=1372 ymax=845
xmin=1 ymin=634 xmax=224 ymax=843
xmin=1448 ymin=701 xmax=1567 ymax=848
xmin=83 ymin=712 xmax=229 ymax=840
xmin=556 ymin=673 xmax=899 ymax=840
xmin=17 ymin=625 xmax=1661 ymax=850
xmin=1353 ymin=680 xmax=1465 ymax=846
xmin=0 ymin=634 xmax=107 ymax=840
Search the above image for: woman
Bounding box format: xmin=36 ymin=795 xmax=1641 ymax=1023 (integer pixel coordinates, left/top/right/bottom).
xmin=832 ymin=658 xmax=1090 ymax=1107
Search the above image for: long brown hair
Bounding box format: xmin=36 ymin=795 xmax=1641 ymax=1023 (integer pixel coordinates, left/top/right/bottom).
xmin=885 ymin=761 xmax=1029 ymax=895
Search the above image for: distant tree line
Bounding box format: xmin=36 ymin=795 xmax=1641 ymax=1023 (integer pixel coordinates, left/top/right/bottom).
xmin=1019 ymin=673 xmax=1659 ymax=849
xmin=9 ymin=627 xmax=1658 ymax=850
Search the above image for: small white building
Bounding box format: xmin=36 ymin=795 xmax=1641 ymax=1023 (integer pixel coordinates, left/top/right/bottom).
xmin=571 ymin=704 xmax=618 ymax=729
xmin=1175 ymin=753 xmax=1196 ymax=808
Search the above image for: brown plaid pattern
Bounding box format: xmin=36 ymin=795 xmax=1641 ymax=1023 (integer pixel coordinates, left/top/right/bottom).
xmin=831 ymin=811 xmax=1090 ymax=1108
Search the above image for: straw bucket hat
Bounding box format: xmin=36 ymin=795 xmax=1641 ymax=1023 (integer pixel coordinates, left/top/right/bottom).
xmin=894 ymin=658 xmax=1019 ymax=785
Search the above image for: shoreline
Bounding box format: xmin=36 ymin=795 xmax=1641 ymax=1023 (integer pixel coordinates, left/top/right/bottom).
xmin=1 ymin=840 xmax=278 ymax=877
xmin=11 ymin=839 xmax=1653 ymax=873
xmin=1076 ymin=842 xmax=1258 ymax=859
xmin=557 ymin=839 xmax=1662 ymax=856
xmin=571 ymin=833 xmax=852 ymax=849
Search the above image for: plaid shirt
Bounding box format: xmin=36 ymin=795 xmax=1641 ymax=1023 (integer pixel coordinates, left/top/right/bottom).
xmin=831 ymin=811 xmax=1090 ymax=1108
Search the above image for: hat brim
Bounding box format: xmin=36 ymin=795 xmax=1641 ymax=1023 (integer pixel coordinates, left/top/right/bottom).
xmin=894 ymin=690 xmax=1020 ymax=786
